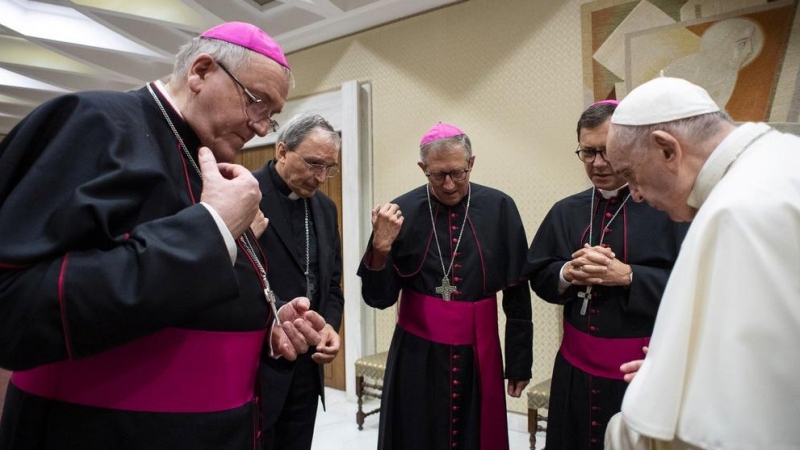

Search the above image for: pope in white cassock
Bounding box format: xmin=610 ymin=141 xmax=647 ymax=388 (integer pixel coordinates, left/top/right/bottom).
xmin=602 ymin=77 xmax=800 ymax=450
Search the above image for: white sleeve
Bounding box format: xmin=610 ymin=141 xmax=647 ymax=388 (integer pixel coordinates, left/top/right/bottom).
xmin=200 ymin=202 xmax=237 ymax=264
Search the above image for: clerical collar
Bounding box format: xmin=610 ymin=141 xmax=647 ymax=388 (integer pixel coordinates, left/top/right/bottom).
xmin=152 ymin=80 xmax=184 ymax=120
xmin=687 ymin=122 xmax=773 ymax=209
xmin=597 ymin=184 xmax=628 ymax=200
xmin=267 ymin=160 xmax=301 ymax=200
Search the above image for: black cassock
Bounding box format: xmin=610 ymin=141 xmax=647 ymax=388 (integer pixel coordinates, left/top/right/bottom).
xmin=525 ymin=187 xmax=687 ymax=450
xmin=358 ymin=183 xmax=532 ymax=450
xmin=0 ymin=85 xmax=273 ymax=449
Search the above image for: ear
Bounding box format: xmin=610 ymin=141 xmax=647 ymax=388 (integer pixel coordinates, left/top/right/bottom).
xmin=275 ymin=141 xmax=288 ymax=163
xmin=468 ymin=155 xmax=476 ymax=169
xmin=650 ymin=130 xmax=682 ymax=172
xmin=186 ymin=55 xmax=215 ymax=94
xmin=417 ymin=161 xmax=427 ymax=173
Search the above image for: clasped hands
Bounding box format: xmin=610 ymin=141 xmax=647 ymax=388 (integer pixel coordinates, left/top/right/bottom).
xmin=563 ymin=244 xmax=632 ymax=287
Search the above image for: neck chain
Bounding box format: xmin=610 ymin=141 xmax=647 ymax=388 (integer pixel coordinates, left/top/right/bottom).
xmin=427 ymin=183 xmax=471 ymax=300
xmin=587 ymin=188 xmax=631 ymax=246
xmin=146 ymin=83 xmax=279 ymax=325
xmin=302 ymin=199 xmax=313 ymax=299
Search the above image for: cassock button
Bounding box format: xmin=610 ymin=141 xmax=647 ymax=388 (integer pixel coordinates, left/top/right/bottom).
xmin=592 ymin=421 xmax=599 ymax=427
xmin=454 ymin=264 xmax=462 ymax=269
xmin=605 ymin=212 xmax=613 ymax=218
xmin=591 ymin=389 xmax=600 ymax=394
xmin=610 ymin=198 xmax=617 ymax=204
xmin=451 ymin=213 xmax=458 ymax=218
xmin=591 ymin=439 xmax=599 ymax=444
xmin=453 ymin=354 xmax=461 ymax=360
xmin=453 ymin=277 xmax=461 ymax=282
xmin=600 ymin=243 xmax=608 ymax=248
xmin=452 ymin=393 xmax=459 ymax=399
xmin=589 ymin=326 xmax=598 ymax=332
xmin=452 ymin=443 xmax=458 ymax=448
xmin=592 ymin=406 xmax=601 ymax=411
xmin=452 ymin=238 xmax=458 ymax=243
xmin=452 ymin=406 xmax=459 ymax=411
xmin=451 ymin=226 xmax=458 ymax=231
xmin=452 ymin=367 xmax=459 ymax=372
xmin=452 ymin=418 xmax=458 ymax=424
xmin=604 ymin=228 xmax=612 ymax=233
xmin=590 ymin=309 xmax=598 ymax=315
xmin=454 ymin=290 xmax=462 ymax=296
xmin=452 ymin=430 xmax=458 ymax=436
xmin=453 ymin=379 xmax=460 ymax=385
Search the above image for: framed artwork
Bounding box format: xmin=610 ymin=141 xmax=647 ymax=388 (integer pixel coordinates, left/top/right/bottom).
xmin=581 ymin=0 xmax=800 ymax=132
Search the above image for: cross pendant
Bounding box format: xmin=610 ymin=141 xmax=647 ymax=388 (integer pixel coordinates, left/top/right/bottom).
xmin=305 ymin=273 xmax=315 ymax=299
xmin=578 ymin=286 xmax=593 ymax=316
xmin=435 ymin=277 xmax=457 ymax=301
xmin=264 ymin=288 xmax=280 ymax=326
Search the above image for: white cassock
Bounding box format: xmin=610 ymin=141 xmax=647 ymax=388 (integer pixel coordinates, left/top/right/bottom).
xmin=605 ymin=123 xmax=800 ymax=450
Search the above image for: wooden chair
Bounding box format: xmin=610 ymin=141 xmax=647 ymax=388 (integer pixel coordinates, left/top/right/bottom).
xmin=527 ymin=378 xmax=552 ymax=450
xmin=354 ymin=351 xmax=388 ymax=430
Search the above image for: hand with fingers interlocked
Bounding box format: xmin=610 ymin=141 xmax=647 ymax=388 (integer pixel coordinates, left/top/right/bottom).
xmin=566 ymin=244 xmax=632 ymax=287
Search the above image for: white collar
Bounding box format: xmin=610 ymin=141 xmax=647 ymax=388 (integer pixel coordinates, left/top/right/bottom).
xmin=598 ymin=184 xmax=628 ymax=199
xmin=152 ymin=80 xmax=184 ymax=120
xmin=687 ymin=122 xmax=772 ymax=209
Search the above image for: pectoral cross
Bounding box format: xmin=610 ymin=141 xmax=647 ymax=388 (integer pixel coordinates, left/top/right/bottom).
xmin=265 ymin=288 xmax=280 ymax=327
xmin=578 ymin=286 xmax=593 ymax=316
xmin=304 ymin=271 xmax=314 ymax=300
xmin=435 ymin=277 xmax=457 ymax=301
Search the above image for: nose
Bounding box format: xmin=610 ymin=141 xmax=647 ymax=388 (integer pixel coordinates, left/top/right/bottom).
xmin=250 ymin=119 xmax=269 ymax=137
xmin=592 ymin=152 xmax=609 ymax=168
xmin=313 ymin=169 xmax=327 ymax=183
xmin=442 ymin=175 xmax=456 ymax=189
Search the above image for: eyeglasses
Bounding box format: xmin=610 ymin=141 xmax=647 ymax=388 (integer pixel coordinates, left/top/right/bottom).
xmin=291 ymin=152 xmax=340 ymax=178
xmin=425 ymin=168 xmax=470 ymax=184
xmin=575 ymin=145 xmax=607 ymax=163
xmin=216 ymin=61 xmax=279 ymax=133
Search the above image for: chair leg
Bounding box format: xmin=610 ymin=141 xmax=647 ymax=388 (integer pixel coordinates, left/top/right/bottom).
xmin=528 ymin=407 xmax=538 ymax=450
xmin=356 ymin=375 xmax=365 ymax=430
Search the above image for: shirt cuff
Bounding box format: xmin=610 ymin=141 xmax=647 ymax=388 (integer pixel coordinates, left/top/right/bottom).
xmin=558 ymin=262 xmax=571 ymax=294
xmin=200 ymin=202 xmax=237 ymax=264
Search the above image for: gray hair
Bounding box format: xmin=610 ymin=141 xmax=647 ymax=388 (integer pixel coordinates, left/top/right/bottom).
xmin=170 ymin=36 xmax=292 ymax=86
xmin=419 ymin=134 xmax=473 ymax=162
xmin=611 ymin=111 xmax=733 ymax=154
xmin=276 ymin=113 xmax=341 ymax=153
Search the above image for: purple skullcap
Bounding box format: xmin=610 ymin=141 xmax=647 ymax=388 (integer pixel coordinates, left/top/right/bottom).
xmin=201 ymin=22 xmax=289 ymax=69
xmin=420 ymin=122 xmax=465 ymax=147
xmin=591 ymin=99 xmax=619 ymax=107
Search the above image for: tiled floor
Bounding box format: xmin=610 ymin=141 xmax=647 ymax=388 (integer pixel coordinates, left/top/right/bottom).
xmin=312 ymin=388 xmax=546 ymax=450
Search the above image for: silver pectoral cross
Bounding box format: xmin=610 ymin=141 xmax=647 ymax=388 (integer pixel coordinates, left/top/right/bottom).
xmin=265 ymin=288 xmax=280 ymax=327
xmin=578 ymin=286 xmax=593 ymax=316
xmin=435 ymin=277 xmax=457 ymax=301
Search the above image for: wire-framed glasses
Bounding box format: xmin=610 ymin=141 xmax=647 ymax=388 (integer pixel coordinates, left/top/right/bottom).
xmin=425 ymin=168 xmax=470 ymax=184
xmin=575 ymin=145 xmax=607 ymax=163
xmin=292 ymin=152 xmax=340 ymax=178
xmin=216 ymin=61 xmax=279 ymax=133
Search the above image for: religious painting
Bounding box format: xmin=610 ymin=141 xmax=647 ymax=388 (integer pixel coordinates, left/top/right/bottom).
xmin=581 ymin=0 xmax=800 ymax=131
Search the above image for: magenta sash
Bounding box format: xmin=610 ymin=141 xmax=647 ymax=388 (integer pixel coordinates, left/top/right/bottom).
xmin=12 ymin=327 xmax=264 ymax=412
xmin=560 ymin=321 xmax=649 ymax=380
xmin=398 ymin=291 xmax=509 ymax=450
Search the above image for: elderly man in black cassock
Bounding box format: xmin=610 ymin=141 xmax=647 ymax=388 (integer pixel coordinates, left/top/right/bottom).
xmin=253 ymin=113 xmax=344 ymax=450
xmin=0 ymin=22 xmax=325 ymax=449
xmin=358 ymin=122 xmax=532 ymax=450
xmin=524 ymin=101 xmax=687 ymax=449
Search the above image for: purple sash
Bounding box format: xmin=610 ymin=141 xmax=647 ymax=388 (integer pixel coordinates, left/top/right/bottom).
xmin=560 ymin=321 xmax=649 ymax=380
xmin=398 ymin=291 xmax=509 ymax=450
xmin=12 ymin=327 xmax=264 ymax=412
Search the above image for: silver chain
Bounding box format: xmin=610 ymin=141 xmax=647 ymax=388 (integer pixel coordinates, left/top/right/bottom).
xmin=426 ymin=183 xmax=471 ymax=281
xmin=588 ymin=188 xmax=631 ymax=246
xmin=146 ymin=83 xmax=279 ymax=324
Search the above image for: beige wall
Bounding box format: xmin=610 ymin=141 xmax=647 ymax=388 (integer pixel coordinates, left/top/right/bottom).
xmin=286 ymin=0 xmax=593 ymax=413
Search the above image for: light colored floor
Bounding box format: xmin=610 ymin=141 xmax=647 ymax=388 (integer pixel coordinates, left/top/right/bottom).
xmin=312 ymin=388 xmax=546 ymax=450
